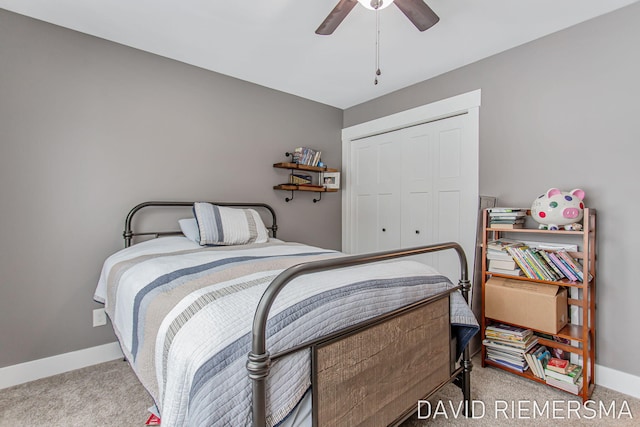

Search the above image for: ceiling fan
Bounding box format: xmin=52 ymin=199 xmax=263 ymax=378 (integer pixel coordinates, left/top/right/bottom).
xmin=316 ymin=0 xmax=439 ymax=35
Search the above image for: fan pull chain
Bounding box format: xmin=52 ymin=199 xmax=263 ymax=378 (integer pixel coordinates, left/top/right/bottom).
xmin=375 ymin=8 xmax=381 ymax=85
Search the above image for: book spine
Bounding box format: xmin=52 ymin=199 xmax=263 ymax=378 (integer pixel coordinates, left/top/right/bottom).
xmin=520 ymin=248 xmax=548 ymax=280
xmin=489 ymin=259 xmax=518 ymax=270
xmin=487 ymin=357 xmax=526 ymax=372
xmin=293 ymin=147 xmax=303 ymax=163
xmin=531 ymin=249 xmax=560 ymax=281
xmin=483 ymin=340 xmax=528 ymax=353
xmin=485 ymin=324 xmax=531 ymax=336
xmin=505 ymin=247 xmax=537 ymax=279
xmin=535 ymin=349 xmax=551 ymax=380
xmin=524 ymin=352 xmax=538 ymax=377
xmin=555 ymin=253 xmax=581 ymax=282
xmin=557 ymin=250 xmax=584 ymax=282
xmin=490 ymin=223 xmax=523 ymax=229
xmin=548 ymin=252 xmax=578 ymax=282
xmin=544 ymin=368 xmax=582 ymax=384
xmin=539 ymin=249 xmax=566 ymax=279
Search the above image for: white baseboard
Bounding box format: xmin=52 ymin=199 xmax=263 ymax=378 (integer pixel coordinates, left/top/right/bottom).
xmin=0 ymin=342 xmax=123 ymax=390
xmin=596 ymin=363 xmax=640 ymax=399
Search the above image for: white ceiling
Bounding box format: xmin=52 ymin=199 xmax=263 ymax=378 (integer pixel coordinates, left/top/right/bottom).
xmin=1 ymin=0 xmax=637 ymax=109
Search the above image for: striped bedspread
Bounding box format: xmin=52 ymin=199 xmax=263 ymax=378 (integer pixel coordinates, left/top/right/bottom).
xmin=94 ymin=237 xmax=478 ymax=426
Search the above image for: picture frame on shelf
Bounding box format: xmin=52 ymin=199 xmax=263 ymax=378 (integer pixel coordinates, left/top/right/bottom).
xmin=321 ymin=172 xmax=340 ymax=189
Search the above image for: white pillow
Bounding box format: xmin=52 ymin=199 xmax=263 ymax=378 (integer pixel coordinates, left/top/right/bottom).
xmin=193 ymin=203 xmax=269 ymax=246
xmin=179 ymin=218 xmax=200 ymax=243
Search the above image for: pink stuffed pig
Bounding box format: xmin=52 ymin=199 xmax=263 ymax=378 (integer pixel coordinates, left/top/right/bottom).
xmin=531 ymin=188 xmax=585 ymax=230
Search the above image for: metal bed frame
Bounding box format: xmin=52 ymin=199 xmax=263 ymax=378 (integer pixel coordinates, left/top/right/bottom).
xmin=123 ymin=201 xmax=474 ymax=427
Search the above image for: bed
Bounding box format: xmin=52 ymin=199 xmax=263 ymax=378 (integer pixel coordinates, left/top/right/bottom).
xmin=94 ymin=201 xmax=479 ymax=427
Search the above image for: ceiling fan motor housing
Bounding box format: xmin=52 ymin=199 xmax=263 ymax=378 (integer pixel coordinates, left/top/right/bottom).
xmin=357 ymin=0 xmax=394 ymax=11
xmin=368 ymin=0 xmax=388 ymax=10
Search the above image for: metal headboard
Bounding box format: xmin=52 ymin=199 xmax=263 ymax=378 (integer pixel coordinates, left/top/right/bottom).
xmin=123 ymin=201 xmax=278 ymax=247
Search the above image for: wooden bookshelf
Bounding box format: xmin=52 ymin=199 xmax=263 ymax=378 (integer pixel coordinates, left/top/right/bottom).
xmin=480 ymin=208 xmax=597 ymax=401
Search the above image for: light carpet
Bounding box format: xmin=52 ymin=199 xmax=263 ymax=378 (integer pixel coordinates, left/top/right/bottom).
xmin=0 ymin=355 xmax=637 ymax=426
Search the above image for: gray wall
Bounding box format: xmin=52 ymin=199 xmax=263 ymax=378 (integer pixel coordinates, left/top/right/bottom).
xmin=345 ymin=3 xmax=640 ymax=376
xmin=0 ymin=10 xmax=343 ymax=368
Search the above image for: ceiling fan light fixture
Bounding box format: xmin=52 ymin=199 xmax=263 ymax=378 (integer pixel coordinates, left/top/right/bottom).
xmin=357 ymin=0 xmax=395 ymax=11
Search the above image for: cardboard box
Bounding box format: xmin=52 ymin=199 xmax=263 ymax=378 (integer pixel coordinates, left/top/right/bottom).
xmin=485 ymin=277 xmax=568 ymax=334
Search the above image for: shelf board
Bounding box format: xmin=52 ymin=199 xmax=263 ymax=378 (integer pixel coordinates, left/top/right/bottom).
xmin=484 ymin=359 xmax=544 ymax=383
xmin=273 ymin=162 xmax=338 ymax=173
xmin=485 ymin=318 xmax=589 ymax=346
xmin=484 ymin=359 xmax=589 ymax=398
xmin=274 ymin=184 xmax=338 ymax=193
xmin=486 ymin=227 xmax=584 ymax=235
xmin=485 ymin=272 xmax=590 ymax=288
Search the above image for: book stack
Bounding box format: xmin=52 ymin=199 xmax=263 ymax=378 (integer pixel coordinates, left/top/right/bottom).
xmin=486 ymin=239 xmax=524 ymax=276
xmin=488 ymin=258 xmax=523 ymax=276
xmin=292 ymin=147 xmax=322 ymax=167
xmin=524 ymin=345 xmax=551 ymax=379
xmin=488 ymin=208 xmax=527 ymax=229
xmin=544 ymin=361 xmax=584 ymax=394
xmin=483 ymin=324 xmax=538 ymax=372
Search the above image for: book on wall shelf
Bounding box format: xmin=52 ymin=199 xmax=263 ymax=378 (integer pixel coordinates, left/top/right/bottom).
xmin=291 ymin=147 xmax=322 ymax=167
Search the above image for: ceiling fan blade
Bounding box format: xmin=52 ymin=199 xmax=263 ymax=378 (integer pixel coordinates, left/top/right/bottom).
xmin=393 ymin=0 xmax=440 ymax=32
xmin=315 ymin=0 xmax=358 ymax=35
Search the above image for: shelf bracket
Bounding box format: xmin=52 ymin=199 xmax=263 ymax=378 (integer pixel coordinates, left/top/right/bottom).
xmin=285 ymin=190 xmax=294 ymax=203
xmin=313 ymin=192 xmax=322 ymax=203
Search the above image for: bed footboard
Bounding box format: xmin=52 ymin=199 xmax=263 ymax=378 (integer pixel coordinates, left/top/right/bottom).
xmin=313 ymin=295 xmax=451 ymax=426
xmin=248 ymin=242 xmax=473 ymax=427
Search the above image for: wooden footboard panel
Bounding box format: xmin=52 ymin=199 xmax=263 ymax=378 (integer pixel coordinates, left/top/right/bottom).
xmin=312 ymin=296 xmax=451 ymax=427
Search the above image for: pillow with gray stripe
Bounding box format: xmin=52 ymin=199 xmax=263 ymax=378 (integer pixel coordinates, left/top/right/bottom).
xmin=193 ymin=202 xmax=269 ymax=246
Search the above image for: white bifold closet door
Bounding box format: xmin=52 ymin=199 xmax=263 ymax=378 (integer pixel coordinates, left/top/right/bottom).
xmin=350 ymin=114 xmax=477 ymax=283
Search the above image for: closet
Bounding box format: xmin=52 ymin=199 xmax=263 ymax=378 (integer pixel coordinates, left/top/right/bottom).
xmin=344 ymin=112 xmax=478 ymax=284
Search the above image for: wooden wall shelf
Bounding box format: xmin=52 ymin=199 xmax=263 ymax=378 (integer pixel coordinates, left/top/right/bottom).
xmin=273 ymin=160 xmax=339 ymax=203
xmin=273 ymin=162 xmax=338 ymax=173
xmin=273 ymin=184 xmax=338 ymax=193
